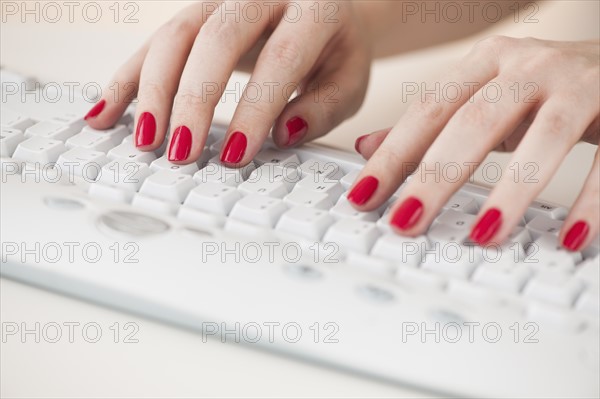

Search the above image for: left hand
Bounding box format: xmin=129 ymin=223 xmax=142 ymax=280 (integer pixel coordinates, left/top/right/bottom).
xmin=350 ymin=36 xmax=599 ymax=252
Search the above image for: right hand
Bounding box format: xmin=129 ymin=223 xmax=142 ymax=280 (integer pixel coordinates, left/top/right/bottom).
xmin=84 ymin=1 xmax=372 ymax=166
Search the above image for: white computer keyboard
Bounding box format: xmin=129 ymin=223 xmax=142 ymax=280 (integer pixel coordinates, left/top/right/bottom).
xmin=1 ymin=82 xmax=599 ymax=398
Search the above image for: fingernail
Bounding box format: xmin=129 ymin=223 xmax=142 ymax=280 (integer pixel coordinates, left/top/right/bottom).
xmin=563 ymin=220 xmax=589 ymax=251
xmin=168 ymin=126 xmax=192 ymax=162
xmin=355 ymin=135 xmax=368 ymax=154
xmin=348 ymin=176 xmax=379 ymax=206
xmin=220 ymin=131 xmax=247 ymax=164
xmin=285 ymin=116 xmax=308 ymax=146
xmin=470 ymin=208 xmax=503 ymax=245
xmin=391 ymin=197 xmax=424 ymax=230
xmin=135 ymin=112 xmax=156 ymax=147
xmin=84 ymin=99 xmax=106 ymax=120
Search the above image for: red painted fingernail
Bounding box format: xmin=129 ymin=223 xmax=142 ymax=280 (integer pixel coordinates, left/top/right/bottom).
xmin=135 ymin=112 xmax=156 ymax=147
xmin=355 ymin=135 xmax=368 ymax=154
xmin=470 ymin=208 xmax=503 ymax=245
xmin=220 ymin=131 xmax=247 ymax=164
xmin=285 ymin=116 xmax=308 ymax=146
xmin=563 ymin=220 xmax=589 ymax=251
xmin=348 ymin=176 xmax=379 ymax=206
xmin=168 ymin=126 xmax=192 ymax=162
xmin=84 ymin=99 xmax=106 ymax=120
xmin=391 ymin=197 xmax=424 ymax=230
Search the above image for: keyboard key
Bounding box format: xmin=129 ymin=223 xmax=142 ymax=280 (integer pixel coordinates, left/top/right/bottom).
xmin=12 ymin=137 xmax=67 ymax=164
xmin=395 ymin=266 xmax=446 ymax=291
xmin=345 ymin=252 xmax=396 ymax=277
xmin=330 ymin=196 xmax=380 ymax=221
xmin=0 ymin=127 xmax=26 ymax=157
xmin=56 ymin=148 xmax=110 ymax=180
xmin=523 ymin=272 xmax=584 ymax=307
xmin=442 ymin=193 xmax=479 ymax=214
xmin=458 ymin=183 xmax=490 ymax=206
xmin=421 ymin=244 xmax=481 ymax=279
xmin=436 ymin=209 xmax=476 ymax=229
xmin=323 ymin=219 xmax=380 ymax=254
xmin=50 ymin=112 xmax=86 ymax=130
xmin=184 ymin=183 xmax=241 ymax=215
xmin=150 ymin=156 xmax=200 ymax=175
xmin=525 ymin=201 xmax=568 ymax=222
xmin=575 ymin=286 xmax=599 ymax=316
xmin=372 ymin=234 xmax=429 ymax=267
xmin=139 ymin=170 xmax=195 ymax=203
xmin=96 ymin=160 xmax=152 ymax=192
xmin=527 ymin=302 xmax=584 ymax=332
xmin=575 ymin=259 xmax=599 ymax=288
xmin=526 ymin=215 xmax=563 ymax=239
xmin=107 ymin=141 xmax=157 ymax=164
xmin=472 ymin=260 xmax=533 ymax=292
xmin=132 ymin=194 xmax=180 ymax=215
xmin=276 ymin=206 xmax=335 ymax=241
xmin=253 ymin=148 xmax=300 ymax=167
xmin=229 ymin=194 xmax=288 ymax=227
xmin=339 ymin=169 xmax=360 ymax=189
xmin=298 ymin=158 xmax=343 ymax=180
xmin=88 ymin=183 xmax=134 ymax=203
xmin=178 ymin=206 xmax=226 ymax=229
xmin=194 ymin=158 xmax=255 ymax=186
xmin=525 ymin=234 xmax=582 ymax=271
xmin=24 ymin=120 xmax=79 ymax=141
xmin=66 ymin=125 xmax=129 ymax=152
xmin=295 ymin=175 xmax=344 ymax=202
xmin=239 ymin=165 xmax=301 ymax=197
xmin=426 ymin=223 xmax=469 ymax=244
xmin=0 ymin=107 xmax=35 ymax=130
xmin=283 ymin=189 xmax=333 ymax=210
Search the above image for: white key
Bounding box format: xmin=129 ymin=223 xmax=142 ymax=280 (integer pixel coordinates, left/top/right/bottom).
xmin=295 ymin=175 xmax=344 ymax=202
xmin=88 ymin=183 xmax=134 ymax=203
xmin=209 ymin=138 xmax=225 ymax=156
xmin=194 ymin=158 xmax=255 ymax=186
xmin=506 ymin=226 xmax=533 ymax=251
xmin=447 ymin=280 xmax=503 ymax=305
xmin=458 ymin=183 xmax=490 ymax=206
xmin=131 ymin=194 xmax=180 ymax=215
xmin=229 ymin=194 xmax=288 ymax=227
xmin=575 ymin=259 xmax=600 ymax=288
xmin=525 ymin=201 xmax=568 ymax=222
xmin=436 ymin=209 xmax=476 ymax=229
xmin=253 ymin=148 xmax=300 ymax=167
xmin=426 ymin=223 xmax=469 ymax=244
xmin=372 ymin=235 xmax=429 ymax=267
xmin=0 ymin=158 xmax=22 ymax=176
xmin=150 ymin=156 xmax=200 ymax=175
xmin=298 ymin=158 xmax=343 ymax=180
xmin=0 ymin=107 xmax=35 ymax=130
xmin=527 ymin=302 xmax=584 ymax=332
xmin=96 ymin=160 xmax=151 ymax=192
xmin=472 ymin=259 xmax=533 ymax=292
xmin=178 ymin=206 xmax=225 ymax=229
xmin=395 ymin=266 xmax=446 ymax=291
xmin=575 ymin=286 xmax=599 ymax=316
xmin=56 ymin=148 xmax=110 ymax=180
xmin=0 ymin=127 xmax=25 ymax=157
xmin=421 ymin=243 xmax=481 ymax=279
xmin=107 ymin=141 xmax=157 ymax=164
xmin=283 ymin=189 xmax=332 ymax=210
xmin=66 ymin=125 xmax=128 ymax=152
xmin=139 ymin=170 xmax=195 ymax=203
xmin=526 ymin=215 xmax=563 ymax=239
xmin=523 ymin=272 xmax=584 ymax=307
xmin=340 ymin=169 xmax=360 ymax=189
xmin=239 ymin=165 xmax=300 ymax=197
xmin=184 ymin=183 xmax=241 ymax=215
xmin=330 ymin=196 xmax=380 ymax=221
xmin=345 ymin=252 xmax=396 ymax=277
xmin=24 ymin=121 xmax=79 ymax=141
xmin=442 ymin=193 xmax=479 ymax=214
xmin=376 ymin=211 xmax=393 ymax=234
xmin=12 ymin=137 xmax=67 ymax=164
xmin=50 ymin=112 xmax=86 ymax=130
xmin=323 ymin=219 xmax=381 ymax=254
xmin=276 ymin=206 xmax=335 ymax=241
xmin=525 ymin=233 xmax=582 ymax=272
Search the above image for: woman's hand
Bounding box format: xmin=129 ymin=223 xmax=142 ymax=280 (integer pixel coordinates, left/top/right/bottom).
xmin=84 ymin=1 xmax=370 ymax=165
xmin=351 ymin=37 xmax=599 ymax=252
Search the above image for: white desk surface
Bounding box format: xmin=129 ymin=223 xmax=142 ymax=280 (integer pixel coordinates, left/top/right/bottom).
xmin=1 ymin=1 xmax=598 ymax=397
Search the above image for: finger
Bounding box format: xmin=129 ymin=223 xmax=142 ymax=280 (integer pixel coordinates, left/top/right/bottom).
xmin=470 ymin=94 xmax=599 ymax=246
xmin=355 ymin=128 xmax=392 ymax=159
xmin=84 ymin=41 xmax=149 ymax=129
xmin=346 ymin=44 xmax=499 ymax=211
xmin=221 ymin=3 xmax=343 ymax=166
xmin=560 ymin=148 xmax=599 ymax=252
xmin=133 ymin=5 xmax=208 ymax=150
xmin=167 ymin=2 xmax=277 ymax=164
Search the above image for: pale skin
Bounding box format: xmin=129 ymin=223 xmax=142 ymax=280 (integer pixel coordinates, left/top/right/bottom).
xmin=85 ymin=1 xmax=600 ymax=252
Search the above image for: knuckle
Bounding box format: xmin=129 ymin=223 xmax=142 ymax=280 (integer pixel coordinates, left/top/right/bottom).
xmin=542 ymin=110 xmax=572 ymax=139
xmin=174 ymin=91 xmax=207 ymax=109
xmin=262 ymin=39 xmax=304 ymax=70
xmin=138 ymin=80 xmax=168 ymax=101
xmin=473 ymin=35 xmax=512 ymax=53
xmin=409 ymin=93 xmax=446 ymax=122
xmin=160 ymin=17 xmax=197 ymax=37
xmin=199 ymin=17 xmax=240 ymax=43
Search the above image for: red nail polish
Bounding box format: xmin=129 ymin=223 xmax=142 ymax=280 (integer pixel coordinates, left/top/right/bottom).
xmin=563 ymin=220 xmax=589 ymax=251
xmin=285 ymin=116 xmax=308 ymax=146
xmin=347 ymin=176 xmax=379 ymax=206
xmin=168 ymin=126 xmax=192 ymax=162
xmin=355 ymin=135 xmax=368 ymax=154
xmin=220 ymin=131 xmax=247 ymax=164
xmin=135 ymin=112 xmax=156 ymax=147
xmin=391 ymin=197 xmax=424 ymax=230
xmin=470 ymin=208 xmax=503 ymax=245
xmin=84 ymin=99 xmax=106 ymax=120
